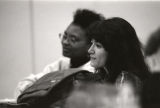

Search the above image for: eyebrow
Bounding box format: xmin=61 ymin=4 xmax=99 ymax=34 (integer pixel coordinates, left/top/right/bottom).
xmin=70 ymin=34 xmax=77 ymax=38
xmin=63 ymin=31 xmax=68 ymax=35
xmin=65 ymin=32 xmax=78 ymax=38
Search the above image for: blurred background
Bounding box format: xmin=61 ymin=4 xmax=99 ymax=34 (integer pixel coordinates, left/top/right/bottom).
xmin=0 ymin=0 xmax=160 ymax=99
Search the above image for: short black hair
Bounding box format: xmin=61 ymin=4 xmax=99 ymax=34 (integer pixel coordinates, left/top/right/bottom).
xmin=72 ymin=9 xmax=105 ymax=29
xmin=144 ymin=27 xmax=160 ymax=56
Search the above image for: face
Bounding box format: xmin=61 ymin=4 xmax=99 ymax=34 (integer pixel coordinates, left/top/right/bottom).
xmin=88 ymin=39 xmax=108 ymax=69
xmin=61 ymin=23 xmax=90 ymax=59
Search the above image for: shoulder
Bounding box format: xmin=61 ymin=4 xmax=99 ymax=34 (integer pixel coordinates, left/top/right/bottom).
xmin=48 ymin=57 xmax=70 ymax=67
xmin=43 ymin=57 xmax=70 ymax=73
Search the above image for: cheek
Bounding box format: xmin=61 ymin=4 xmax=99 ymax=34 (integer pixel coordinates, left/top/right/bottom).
xmin=90 ymin=54 xmax=107 ymax=68
xmin=101 ymin=55 xmax=107 ymax=66
xmin=98 ymin=51 xmax=108 ymax=67
xmin=74 ymin=43 xmax=89 ymax=53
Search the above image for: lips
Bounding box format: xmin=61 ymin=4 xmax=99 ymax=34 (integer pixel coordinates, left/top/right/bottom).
xmin=62 ymin=47 xmax=71 ymax=56
xmin=90 ymin=56 xmax=96 ymax=60
xmin=63 ymin=47 xmax=70 ymax=52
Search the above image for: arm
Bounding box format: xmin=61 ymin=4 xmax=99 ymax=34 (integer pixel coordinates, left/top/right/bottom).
xmin=14 ymin=58 xmax=68 ymax=98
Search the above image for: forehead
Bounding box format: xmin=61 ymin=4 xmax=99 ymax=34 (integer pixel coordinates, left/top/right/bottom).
xmin=65 ymin=24 xmax=86 ymax=38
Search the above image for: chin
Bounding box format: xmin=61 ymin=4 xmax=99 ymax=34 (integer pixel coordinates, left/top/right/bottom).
xmin=63 ymin=54 xmax=71 ymax=58
xmin=90 ymin=63 xmax=97 ymax=68
xmin=62 ymin=51 xmax=70 ymax=56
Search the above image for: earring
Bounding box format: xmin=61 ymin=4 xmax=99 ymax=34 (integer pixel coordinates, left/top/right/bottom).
xmin=103 ymin=67 xmax=109 ymax=75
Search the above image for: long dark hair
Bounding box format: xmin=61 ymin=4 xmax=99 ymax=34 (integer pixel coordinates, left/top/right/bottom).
xmin=87 ymin=17 xmax=150 ymax=82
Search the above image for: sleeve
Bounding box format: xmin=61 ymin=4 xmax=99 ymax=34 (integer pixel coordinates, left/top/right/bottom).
xmin=14 ymin=74 xmax=38 ymax=99
xmin=14 ymin=58 xmax=63 ymax=98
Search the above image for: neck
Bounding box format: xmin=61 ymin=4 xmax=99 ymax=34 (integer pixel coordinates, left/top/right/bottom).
xmin=70 ymin=56 xmax=89 ymax=68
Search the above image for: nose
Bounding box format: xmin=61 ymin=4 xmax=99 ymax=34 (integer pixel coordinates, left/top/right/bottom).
xmin=88 ymin=43 xmax=95 ymax=54
xmin=61 ymin=37 xmax=70 ymax=45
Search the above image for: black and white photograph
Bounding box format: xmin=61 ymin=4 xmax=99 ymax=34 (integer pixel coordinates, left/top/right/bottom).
xmin=0 ymin=0 xmax=160 ymax=108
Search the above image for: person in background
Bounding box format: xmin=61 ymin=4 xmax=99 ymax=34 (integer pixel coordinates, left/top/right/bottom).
xmin=86 ymin=17 xmax=150 ymax=93
xmin=140 ymin=27 xmax=160 ymax=108
xmin=15 ymin=9 xmax=105 ymax=98
xmin=65 ymin=82 xmax=140 ymax=108
xmin=144 ymin=27 xmax=160 ymax=73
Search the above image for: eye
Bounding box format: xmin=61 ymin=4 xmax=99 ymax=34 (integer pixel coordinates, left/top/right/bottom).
xmin=95 ymin=43 xmax=103 ymax=48
xmin=70 ymin=35 xmax=79 ymax=43
xmin=91 ymin=39 xmax=103 ymax=48
xmin=70 ymin=36 xmax=77 ymax=42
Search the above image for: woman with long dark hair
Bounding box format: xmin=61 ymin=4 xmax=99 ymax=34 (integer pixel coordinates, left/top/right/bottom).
xmin=87 ymin=17 xmax=151 ymax=92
